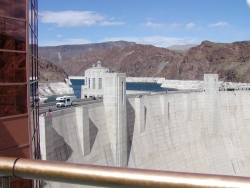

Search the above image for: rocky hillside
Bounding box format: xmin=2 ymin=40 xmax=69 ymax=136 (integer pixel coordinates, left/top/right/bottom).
xmin=179 ymin=40 xmax=250 ymax=82
xmin=166 ymin=44 xmax=198 ymax=51
xmin=57 ymin=40 xmax=250 ymax=83
xmin=38 ymin=56 xmax=68 ymax=82
xmin=59 ymin=44 xmax=184 ymax=78
xmin=38 ymin=41 xmax=135 ymax=64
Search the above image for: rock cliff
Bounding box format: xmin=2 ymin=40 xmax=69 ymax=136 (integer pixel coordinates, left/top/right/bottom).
xmin=179 ymin=40 xmax=250 ymax=82
xmin=59 ymin=44 xmax=184 ymax=79
xmin=38 ymin=56 xmax=68 ymax=83
xmin=38 ymin=41 xmax=135 ymax=63
xmin=39 ymin=40 xmax=250 ymax=83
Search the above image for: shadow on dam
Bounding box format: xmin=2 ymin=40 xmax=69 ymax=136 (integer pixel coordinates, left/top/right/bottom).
xmin=126 ymin=100 xmax=135 ymax=165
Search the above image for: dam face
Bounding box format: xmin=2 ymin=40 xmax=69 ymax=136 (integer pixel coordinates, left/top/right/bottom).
xmin=40 ymin=74 xmax=250 ymax=187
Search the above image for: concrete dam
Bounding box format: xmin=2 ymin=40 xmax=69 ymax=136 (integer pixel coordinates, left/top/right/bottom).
xmin=40 ymin=74 xmax=250 ymax=187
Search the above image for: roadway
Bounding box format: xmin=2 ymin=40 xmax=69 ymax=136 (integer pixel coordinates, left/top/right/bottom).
xmin=39 ymin=98 xmax=102 ymax=115
xmin=39 ymin=90 xmax=200 ymax=115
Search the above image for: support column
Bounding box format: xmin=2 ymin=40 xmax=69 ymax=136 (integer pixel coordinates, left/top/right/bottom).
xmin=75 ymin=106 xmax=90 ymax=156
xmin=203 ymin=74 xmax=219 ymax=134
xmin=187 ymin=94 xmax=191 ymax=121
xmin=39 ymin=116 xmax=46 ymax=160
xmin=103 ymin=73 xmax=127 ymax=167
xmin=160 ymin=95 xmax=169 ymax=127
xmin=135 ymin=98 xmax=145 ymax=132
xmin=40 ymin=115 xmax=52 ymax=160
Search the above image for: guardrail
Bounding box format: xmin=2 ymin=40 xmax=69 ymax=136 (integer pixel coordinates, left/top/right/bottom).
xmin=39 ymin=98 xmax=92 ymax=107
xmin=1 ymin=156 xmax=250 ymax=188
xmin=126 ymin=90 xmax=203 ymax=98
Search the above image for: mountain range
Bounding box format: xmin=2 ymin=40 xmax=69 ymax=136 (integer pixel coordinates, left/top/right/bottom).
xmin=38 ymin=40 xmax=250 ymax=83
xmin=38 ymin=41 xmax=135 ymax=63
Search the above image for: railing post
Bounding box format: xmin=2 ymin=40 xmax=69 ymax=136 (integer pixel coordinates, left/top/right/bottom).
xmin=2 ymin=176 xmax=10 ymax=188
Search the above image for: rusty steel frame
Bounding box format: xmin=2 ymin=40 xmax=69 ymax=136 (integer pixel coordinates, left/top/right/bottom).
xmin=1 ymin=156 xmax=250 ymax=188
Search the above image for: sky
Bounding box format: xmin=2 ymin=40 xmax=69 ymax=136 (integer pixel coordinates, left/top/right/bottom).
xmin=38 ymin=0 xmax=250 ymax=47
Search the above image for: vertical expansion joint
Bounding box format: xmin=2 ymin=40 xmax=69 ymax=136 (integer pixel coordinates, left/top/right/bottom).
xmin=12 ymin=158 xmax=20 ymax=178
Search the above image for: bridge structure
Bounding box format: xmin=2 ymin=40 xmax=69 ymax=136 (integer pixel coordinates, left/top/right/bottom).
xmin=37 ymin=73 xmax=250 ymax=188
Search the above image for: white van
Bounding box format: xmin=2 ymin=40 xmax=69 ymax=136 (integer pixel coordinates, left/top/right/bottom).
xmin=56 ymin=96 xmax=76 ymax=107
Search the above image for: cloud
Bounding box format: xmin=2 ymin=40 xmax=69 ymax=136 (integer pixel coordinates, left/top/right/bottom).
xmin=39 ymin=10 xmax=124 ymax=27
xmin=57 ymin=34 xmax=62 ymax=38
xmin=39 ymin=38 xmax=92 ymax=46
xmin=141 ymin=22 xmax=165 ymax=28
xmin=186 ymin=23 xmax=195 ymax=30
xmin=147 ymin=17 xmax=153 ymax=21
xmin=247 ymin=0 xmax=250 ymax=8
xmin=170 ymin=23 xmax=181 ymax=28
xmin=208 ymin=21 xmax=229 ymax=27
xmin=99 ymin=21 xmax=125 ymax=26
xmin=39 ymin=36 xmax=199 ymax=48
xmin=101 ymin=36 xmax=198 ymax=48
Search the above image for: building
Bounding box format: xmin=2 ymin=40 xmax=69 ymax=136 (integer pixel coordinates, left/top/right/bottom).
xmin=81 ymin=61 xmax=109 ymax=98
xmin=0 ymin=0 xmax=40 ymax=187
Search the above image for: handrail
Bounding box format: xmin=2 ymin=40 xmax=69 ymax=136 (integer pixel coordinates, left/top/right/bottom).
xmin=1 ymin=156 xmax=250 ymax=187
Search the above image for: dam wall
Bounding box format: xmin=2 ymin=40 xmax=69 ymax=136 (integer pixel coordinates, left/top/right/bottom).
xmin=41 ymin=91 xmax=250 ymax=173
xmin=40 ymin=75 xmax=250 ymax=187
xmin=40 ymin=102 xmax=117 ymax=168
xmin=126 ymin=91 xmax=250 ymax=176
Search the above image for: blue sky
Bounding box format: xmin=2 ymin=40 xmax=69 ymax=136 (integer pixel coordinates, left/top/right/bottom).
xmin=38 ymin=0 xmax=250 ymax=47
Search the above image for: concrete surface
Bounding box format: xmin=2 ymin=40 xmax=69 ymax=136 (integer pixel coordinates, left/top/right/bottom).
xmin=40 ymin=74 xmax=250 ymax=188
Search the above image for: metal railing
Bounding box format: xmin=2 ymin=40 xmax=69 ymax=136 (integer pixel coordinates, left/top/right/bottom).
xmin=1 ymin=156 xmax=250 ymax=188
